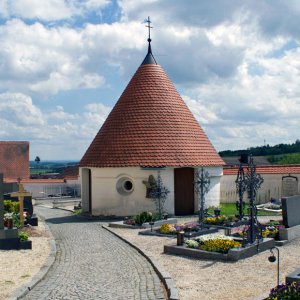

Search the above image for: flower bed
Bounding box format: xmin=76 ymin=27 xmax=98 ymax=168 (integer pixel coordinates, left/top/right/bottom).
xmin=230 ymin=221 xmax=285 ymax=240
xmin=204 ymin=215 xmax=247 ymax=228
xmin=266 ymin=282 xmax=300 ymax=299
xmin=164 ymin=235 xmax=275 ymax=261
xmin=185 ymin=234 xmax=241 ymax=254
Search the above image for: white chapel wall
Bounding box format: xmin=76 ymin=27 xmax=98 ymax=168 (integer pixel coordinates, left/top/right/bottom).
xmin=83 ymin=167 xmax=175 ymax=216
xmin=194 ymin=166 xmax=223 ymax=210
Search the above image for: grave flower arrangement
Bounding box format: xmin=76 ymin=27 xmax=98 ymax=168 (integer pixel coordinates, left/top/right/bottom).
xmin=159 ymin=222 xmax=199 ymax=235
xmin=231 ymin=223 xmax=285 ymax=240
xmin=185 ymin=234 xmax=241 ymax=253
xmin=266 ymin=281 xmax=300 ymax=300
xmin=204 ymin=215 xmax=241 ymax=226
xmin=204 ymin=215 xmax=227 ymax=225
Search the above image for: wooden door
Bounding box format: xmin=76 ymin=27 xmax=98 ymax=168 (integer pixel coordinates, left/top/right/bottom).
xmin=174 ymin=168 xmax=194 ymax=215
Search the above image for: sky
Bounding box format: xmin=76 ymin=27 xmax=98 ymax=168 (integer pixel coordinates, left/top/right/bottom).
xmin=0 ymin=0 xmax=300 ymax=160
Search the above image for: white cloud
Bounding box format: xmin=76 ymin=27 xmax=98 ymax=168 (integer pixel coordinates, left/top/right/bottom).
xmin=0 ymin=0 xmax=110 ymax=22
xmin=0 ymin=92 xmax=112 ymax=159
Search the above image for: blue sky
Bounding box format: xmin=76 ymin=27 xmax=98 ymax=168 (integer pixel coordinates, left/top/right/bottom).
xmin=0 ymin=0 xmax=300 ymax=160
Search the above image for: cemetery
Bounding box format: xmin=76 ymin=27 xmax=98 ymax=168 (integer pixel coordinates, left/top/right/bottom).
xmin=1 ymin=19 xmax=300 ymax=300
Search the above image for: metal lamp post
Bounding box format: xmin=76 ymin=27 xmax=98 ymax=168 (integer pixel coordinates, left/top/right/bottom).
xmin=268 ymin=247 xmax=280 ymax=286
xmin=194 ymin=168 xmax=211 ymax=227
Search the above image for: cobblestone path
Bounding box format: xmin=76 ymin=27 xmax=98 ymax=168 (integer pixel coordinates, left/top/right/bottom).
xmin=22 ymin=206 xmax=166 ymax=300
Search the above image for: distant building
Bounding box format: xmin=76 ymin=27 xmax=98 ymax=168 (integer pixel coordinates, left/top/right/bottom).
xmin=0 ymin=141 xmax=29 ymax=181
xmin=80 ymin=35 xmax=224 ymax=216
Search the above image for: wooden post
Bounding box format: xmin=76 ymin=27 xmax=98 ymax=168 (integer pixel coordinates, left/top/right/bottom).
xmin=11 ymin=183 xmax=31 ymax=228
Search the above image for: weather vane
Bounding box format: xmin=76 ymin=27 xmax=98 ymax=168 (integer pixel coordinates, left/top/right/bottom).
xmin=144 ymin=16 xmax=153 ymax=42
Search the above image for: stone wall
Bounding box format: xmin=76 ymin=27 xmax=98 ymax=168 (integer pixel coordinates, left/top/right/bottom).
xmin=220 ymin=173 xmax=300 ymax=204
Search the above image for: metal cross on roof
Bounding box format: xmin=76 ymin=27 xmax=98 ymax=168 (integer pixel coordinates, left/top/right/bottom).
xmin=144 ymin=16 xmax=153 ymax=42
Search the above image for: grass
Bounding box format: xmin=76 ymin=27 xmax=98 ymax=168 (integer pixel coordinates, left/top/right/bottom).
xmin=208 ymin=203 xmax=280 ymax=217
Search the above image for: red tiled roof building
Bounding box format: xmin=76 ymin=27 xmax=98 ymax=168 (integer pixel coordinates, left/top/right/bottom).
xmin=0 ymin=141 xmax=29 ymax=181
xmin=80 ymin=33 xmax=224 ymax=216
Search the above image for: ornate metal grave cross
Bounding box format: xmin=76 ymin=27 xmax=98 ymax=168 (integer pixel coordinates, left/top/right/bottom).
xmin=194 ymin=168 xmax=211 ymax=226
xmin=11 ymin=182 xmax=31 ymax=227
xmin=235 ymin=162 xmax=247 ymax=220
xmin=149 ymin=171 xmax=169 ymax=219
xmin=244 ymin=155 xmax=264 ymax=243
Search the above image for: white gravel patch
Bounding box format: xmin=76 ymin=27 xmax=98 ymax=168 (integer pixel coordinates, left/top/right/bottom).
xmin=0 ymin=221 xmax=51 ymax=300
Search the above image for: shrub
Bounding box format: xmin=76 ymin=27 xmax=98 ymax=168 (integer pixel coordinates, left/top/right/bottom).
xmin=18 ymin=231 xmax=28 ymax=241
xmin=134 ymin=211 xmax=153 ymax=226
xmin=4 ymin=200 xmax=19 ymax=213
xmin=267 ymin=282 xmax=300 ymax=299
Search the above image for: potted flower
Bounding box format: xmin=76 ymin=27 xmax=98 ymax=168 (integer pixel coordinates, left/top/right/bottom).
xmin=4 ymin=212 xmax=14 ymax=229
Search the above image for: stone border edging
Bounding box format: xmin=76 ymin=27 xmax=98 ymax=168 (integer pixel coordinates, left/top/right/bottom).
xmin=6 ymin=218 xmax=57 ymax=300
xmin=102 ymin=225 xmax=180 ymax=300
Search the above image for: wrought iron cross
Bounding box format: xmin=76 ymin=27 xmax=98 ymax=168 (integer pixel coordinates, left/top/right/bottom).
xmin=244 ymin=156 xmax=264 ymax=201
xmin=194 ymin=168 xmax=211 ymax=226
xmin=235 ymin=164 xmax=247 ymax=219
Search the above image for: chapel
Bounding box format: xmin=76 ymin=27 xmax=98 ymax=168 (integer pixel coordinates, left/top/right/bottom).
xmin=79 ymin=27 xmax=224 ymax=216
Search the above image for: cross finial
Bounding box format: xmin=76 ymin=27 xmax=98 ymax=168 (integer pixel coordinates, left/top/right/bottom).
xmin=145 ymin=16 xmax=153 ymax=43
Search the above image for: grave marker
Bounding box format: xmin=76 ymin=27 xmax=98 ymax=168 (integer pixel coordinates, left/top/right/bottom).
xmin=282 ymin=175 xmax=298 ymax=197
xmin=282 ymin=195 xmax=300 ymax=228
xmin=11 ymin=183 xmax=31 ymax=227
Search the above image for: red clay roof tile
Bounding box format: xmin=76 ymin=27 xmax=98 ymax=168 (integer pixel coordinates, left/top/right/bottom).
xmin=223 ymin=164 xmax=300 ymax=175
xmin=80 ymin=63 xmax=224 ymax=168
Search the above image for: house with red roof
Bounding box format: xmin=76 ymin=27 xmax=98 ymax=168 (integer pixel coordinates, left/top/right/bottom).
xmin=80 ymin=34 xmax=224 ymax=216
xmin=0 ymin=141 xmax=30 ymax=181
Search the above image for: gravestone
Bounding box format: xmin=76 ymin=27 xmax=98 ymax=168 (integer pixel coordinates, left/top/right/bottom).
xmin=282 ymin=175 xmax=298 ymax=197
xmin=0 ymin=173 xmax=20 ymax=250
xmin=282 ymin=195 xmax=300 ymax=228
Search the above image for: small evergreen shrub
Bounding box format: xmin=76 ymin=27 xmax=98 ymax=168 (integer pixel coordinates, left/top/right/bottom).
xmin=18 ymin=231 xmax=29 ymax=241
xmin=4 ymin=200 xmax=19 ymax=213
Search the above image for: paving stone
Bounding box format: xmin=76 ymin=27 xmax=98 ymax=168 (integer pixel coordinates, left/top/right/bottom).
xmin=21 ymin=206 xmax=166 ymax=300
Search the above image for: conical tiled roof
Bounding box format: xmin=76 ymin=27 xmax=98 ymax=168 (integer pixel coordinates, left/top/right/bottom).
xmin=80 ymin=50 xmax=224 ymax=168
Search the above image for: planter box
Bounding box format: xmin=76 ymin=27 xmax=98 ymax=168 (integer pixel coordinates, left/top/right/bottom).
xmin=139 ymin=227 xmax=218 ymax=238
xmin=108 ymin=218 xmax=177 ymax=229
xmin=164 ymin=238 xmax=275 ymax=261
xmin=279 ymin=224 xmax=300 ymax=241
xmin=286 ymin=268 xmax=300 ymax=284
xmin=20 ymin=240 xmax=32 ymax=250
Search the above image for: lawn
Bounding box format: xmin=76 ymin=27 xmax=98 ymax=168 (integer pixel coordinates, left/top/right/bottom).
xmin=208 ymin=203 xmax=280 ymax=217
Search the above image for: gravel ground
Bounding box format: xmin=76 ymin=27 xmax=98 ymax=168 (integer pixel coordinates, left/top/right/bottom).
xmin=109 ymin=216 xmax=300 ymax=300
xmin=0 ymin=221 xmax=51 ymax=300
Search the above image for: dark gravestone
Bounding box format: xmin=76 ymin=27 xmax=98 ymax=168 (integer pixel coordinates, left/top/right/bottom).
xmin=282 ymin=175 xmax=298 ymax=197
xmin=282 ymin=196 xmax=300 ymax=228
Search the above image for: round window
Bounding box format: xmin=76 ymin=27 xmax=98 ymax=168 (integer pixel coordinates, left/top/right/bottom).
xmin=123 ymin=180 xmax=133 ymax=191
xmin=116 ymin=177 xmax=134 ymax=195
